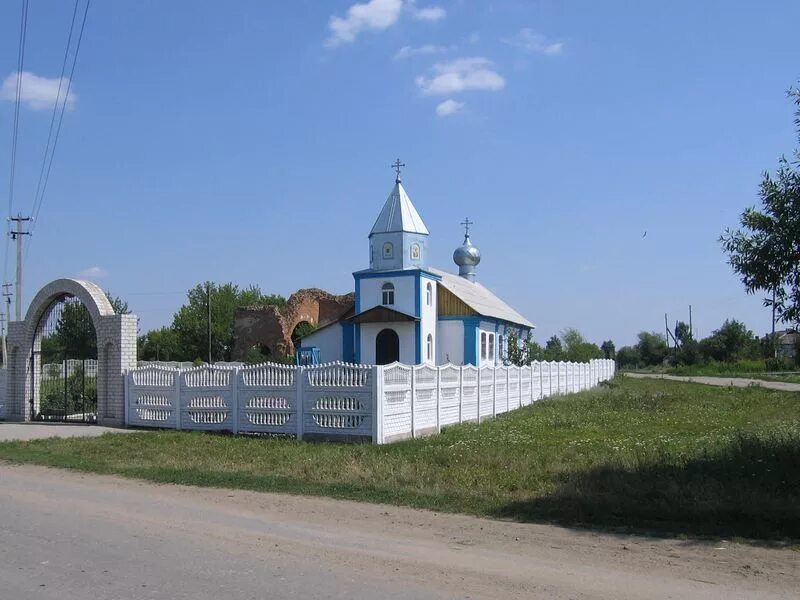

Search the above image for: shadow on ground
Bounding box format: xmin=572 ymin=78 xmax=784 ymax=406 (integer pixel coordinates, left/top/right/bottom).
xmin=495 ymin=434 xmax=800 ymax=541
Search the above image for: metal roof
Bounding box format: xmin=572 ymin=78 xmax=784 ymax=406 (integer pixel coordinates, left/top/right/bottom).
xmin=429 ymin=267 xmax=535 ymax=329
xmin=369 ymin=181 xmax=429 ymax=236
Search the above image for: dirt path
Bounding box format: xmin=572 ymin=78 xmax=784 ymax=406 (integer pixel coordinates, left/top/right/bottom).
xmin=0 ymin=464 xmax=796 ymax=599
xmin=625 ymin=372 xmax=800 ymax=392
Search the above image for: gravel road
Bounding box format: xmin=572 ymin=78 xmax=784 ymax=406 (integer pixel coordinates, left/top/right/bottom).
xmin=625 ymin=372 xmax=800 ymax=392
xmin=0 ymin=464 xmax=796 ymax=599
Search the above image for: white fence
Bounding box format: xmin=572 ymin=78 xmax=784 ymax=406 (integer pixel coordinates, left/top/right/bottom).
xmin=125 ymin=359 xmax=615 ymax=443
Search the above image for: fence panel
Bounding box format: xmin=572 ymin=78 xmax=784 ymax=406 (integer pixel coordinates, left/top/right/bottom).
xmin=126 ymin=366 xmax=178 ymax=428
xmin=302 ymin=362 xmax=373 ymax=438
xmin=438 ymin=364 xmax=461 ymax=426
xmin=381 ymin=362 xmax=412 ymax=441
xmin=479 ymin=366 xmax=494 ymax=419
xmin=237 ymin=363 xmax=297 ymax=435
xmin=412 ymin=364 xmax=438 ymax=434
xmin=495 ymin=366 xmax=508 ymax=413
xmin=520 ymin=366 xmax=531 ymax=406
xmin=508 ymin=366 xmax=521 ymax=410
xmin=461 ymin=365 xmax=478 ymax=421
xmin=180 ymin=366 xmax=235 ymax=431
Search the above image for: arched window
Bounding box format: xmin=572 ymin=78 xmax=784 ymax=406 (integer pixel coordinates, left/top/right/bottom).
xmin=426 ymin=282 xmax=432 ymax=306
xmin=381 ymin=282 xmax=395 ymax=305
xmin=488 ymin=333 xmax=495 ymax=361
xmin=480 ymin=332 xmax=487 ymax=360
xmin=426 ymin=334 xmax=433 ymax=361
xmin=383 ymin=242 xmax=394 ymax=259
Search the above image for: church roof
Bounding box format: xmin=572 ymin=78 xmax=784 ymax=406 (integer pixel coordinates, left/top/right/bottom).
xmin=429 ymin=267 xmax=535 ymax=329
xmin=369 ymin=181 xmax=429 ymax=236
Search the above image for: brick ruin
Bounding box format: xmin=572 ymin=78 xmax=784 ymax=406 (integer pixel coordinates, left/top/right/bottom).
xmin=231 ymin=288 xmax=354 ymax=361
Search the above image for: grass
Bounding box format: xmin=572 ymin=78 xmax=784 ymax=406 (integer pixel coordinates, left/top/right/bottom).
xmin=1 ymin=377 xmax=799 ymax=540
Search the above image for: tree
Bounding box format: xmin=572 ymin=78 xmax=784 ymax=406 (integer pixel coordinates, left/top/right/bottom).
xmin=525 ymin=334 xmax=544 ymax=362
xmin=543 ymin=335 xmax=564 ymax=361
xmin=721 ymin=85 xmax=800 ymax=324
xmin=616 ymin=345 xmax=640 ymax=368
xmin=505 ymin=329 xmax=527 ymax=366
xmin=601 ymin=340 xmax=616 ymax=360
xmin=138 ymin=327 xmax=181 ymax=362
xmin=698 ymin=319 xmax=756 ymax=362
xmin=561 ymin=328 xmax=603 ymax=362
xmin=635 ymin=331 xmax=668 ymax=366
xmin=171 ymin=282 xmax=287 ymax=362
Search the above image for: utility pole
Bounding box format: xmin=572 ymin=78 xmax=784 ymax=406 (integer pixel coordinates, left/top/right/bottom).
xmin=0 ymin=313 xmax=5 ymax=367
xmin=665 ymin=313 xmax=670 ymax=350
xmin=2 ymin=281 xmax=13 ymax=365
xmin=9 ymin=214 xmax=30 ymax=321
xmin=206 ymin=282 xmax=212 ymax=364
xmin=771 ymin=289 xmax=776 ymax=358
xmin=688 ymin=305 xmax=693 ymax=339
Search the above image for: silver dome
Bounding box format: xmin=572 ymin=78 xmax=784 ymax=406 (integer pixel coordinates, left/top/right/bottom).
xmin=453 ymin=235 xmax=481 ymax=266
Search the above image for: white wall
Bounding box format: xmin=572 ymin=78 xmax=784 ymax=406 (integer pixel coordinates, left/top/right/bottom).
xmin=359 ymin=322 xmax=416 ymax=364
xmin=437 ymin=320 xmax=464 ymax=365
xmin=358 ymin=274 xmax=416 ymax=316
xmin=421 ymin=278 xmax=437 ymax=363
xmin=302 ymin=323 xmax=343 ymax=362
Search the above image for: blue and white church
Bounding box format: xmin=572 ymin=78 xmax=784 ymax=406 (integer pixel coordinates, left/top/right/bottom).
xmin=302 ymin=163 xmax=534 ymax=366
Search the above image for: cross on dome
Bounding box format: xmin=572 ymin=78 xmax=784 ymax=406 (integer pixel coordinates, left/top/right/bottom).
xmin=460 ymin=217 xmax=473 ymax=239
xmin=391 ymin=158 xmax=406 ymax=182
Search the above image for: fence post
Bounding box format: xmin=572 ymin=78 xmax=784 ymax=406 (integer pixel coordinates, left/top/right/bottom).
xmin=410 ymin=365 xmax=416 ymax=438
xmin=123 ymin=371 xmax=130 ymax=426
xmin=175 ymin=370 xmax=182 ymax=430
xmin=458 ymin=366 xmax=464 ymax=424
xmin=296 ymin=365 xmax=304 ymax=440
xmin=435 ymin=366 xmax=441 ymax=434
xmin=372 ymin=365 xmax=383 ymax=444
xmin=231 ymin=367 xmax=239 ymax=435
xmin=492 ymin=367 xmax=497 ymax=418
xmin=476 ymin=367 xmax=481 ymax=425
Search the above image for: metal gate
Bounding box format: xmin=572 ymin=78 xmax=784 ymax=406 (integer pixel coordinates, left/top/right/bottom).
xmin=31 ymin=295 xmax=98 ymax=422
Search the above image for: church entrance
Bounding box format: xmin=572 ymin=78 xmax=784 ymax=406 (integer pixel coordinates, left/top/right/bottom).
xmin=375 ymin=328 xmax=399 ymax=365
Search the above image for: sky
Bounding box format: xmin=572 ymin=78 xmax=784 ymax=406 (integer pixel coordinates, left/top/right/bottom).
xmin=0 ymin=0 xmax=798 ymax=347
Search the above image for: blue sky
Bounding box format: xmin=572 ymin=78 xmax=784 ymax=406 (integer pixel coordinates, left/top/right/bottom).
xmin=0 ymin=0 xmax=798 ymax=346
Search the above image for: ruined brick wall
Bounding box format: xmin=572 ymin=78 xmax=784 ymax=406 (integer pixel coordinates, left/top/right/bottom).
xmin=232 ymin=289 xmax=354 ymax=360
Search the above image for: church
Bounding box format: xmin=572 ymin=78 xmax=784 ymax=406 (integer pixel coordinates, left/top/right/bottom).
xmin=301 ymin=162 xmax=534 ymax=366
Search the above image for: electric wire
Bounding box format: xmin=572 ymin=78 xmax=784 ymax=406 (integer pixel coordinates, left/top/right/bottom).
xmin=4 ymin=0 xmax=30 ymax=291
xmin=27 ymin=0 xmax=92 ymax=251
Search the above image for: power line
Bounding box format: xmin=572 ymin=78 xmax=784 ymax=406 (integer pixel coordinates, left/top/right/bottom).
xmin=27 ymin=0 xmax=92 ymax=245
xmin=4 ymin=0 xmax=30 ymax=299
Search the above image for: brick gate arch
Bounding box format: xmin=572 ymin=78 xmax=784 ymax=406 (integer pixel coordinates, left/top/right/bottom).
xmin=5 ymin=278 xmax=138 ymax=425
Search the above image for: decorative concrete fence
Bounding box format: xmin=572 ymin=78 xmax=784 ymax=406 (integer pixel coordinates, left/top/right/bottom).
xmin=125 ymin=359 xmax=615 ymax=444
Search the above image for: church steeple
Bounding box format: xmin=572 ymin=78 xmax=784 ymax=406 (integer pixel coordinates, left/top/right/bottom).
xmin=368 ymin=159 xmax=429 ymax=271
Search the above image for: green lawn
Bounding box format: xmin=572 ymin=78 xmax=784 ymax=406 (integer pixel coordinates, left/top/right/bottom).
xmin=1 ymin=377 xmax=798 ymax=540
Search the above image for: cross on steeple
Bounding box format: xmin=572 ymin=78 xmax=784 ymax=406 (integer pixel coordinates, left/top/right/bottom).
xmin=391 ymin=158 xmax=406 ymax=182
xmin=460 ymin=217 xmax=473 ymax=239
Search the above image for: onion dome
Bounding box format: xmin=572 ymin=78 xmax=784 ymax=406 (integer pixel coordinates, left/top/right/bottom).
xmin=453 ymin=218 xmax=480 ymax=281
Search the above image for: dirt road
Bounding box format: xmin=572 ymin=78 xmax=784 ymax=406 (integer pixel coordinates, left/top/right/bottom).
xmin=0 ymin=464 xmax=796 ymax=599
xmin=625 ymin=372 xmax=800 ymax=392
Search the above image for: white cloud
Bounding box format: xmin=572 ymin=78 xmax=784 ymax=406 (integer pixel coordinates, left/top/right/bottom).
xmin=436 ymin=99 xmax=464 ymax=117
xmin=416 ymin=57 xmax=505 ymax=96
xmin=393 ymin=44 xmax=449 ymax=60
xmin=77 ymin=266 xmax=107 ymax=280
xmin=326 ymin=0 xmax=404 ymax=47
xmin=504 ymin=28 xmax=563 ymax=56
xmin=411 ymin=5 xmax=446 ymax=22
xmin=0 ymin=71 xmax=76 ymax=111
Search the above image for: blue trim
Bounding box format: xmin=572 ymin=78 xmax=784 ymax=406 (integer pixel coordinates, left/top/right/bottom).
xmin=355 ymin=324 xmax=361 ymax=363
xmin=353 ymin=268 xmax=441 ymax=281
xmin=414 ymin=272 xmax=421 ymax=362
xmin=464 ymin=322 xmax=478 ymax=365
xmin=340 ymin=321 xmax=355 ymax=363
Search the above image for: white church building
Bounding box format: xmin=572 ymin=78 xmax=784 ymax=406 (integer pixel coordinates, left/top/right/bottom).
xmin=301 ymin=164 xmax=534 ymax=366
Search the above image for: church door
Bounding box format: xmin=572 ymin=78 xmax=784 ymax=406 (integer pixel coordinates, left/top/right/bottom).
xmin=375 ymin=329 xmax=400 ymax=365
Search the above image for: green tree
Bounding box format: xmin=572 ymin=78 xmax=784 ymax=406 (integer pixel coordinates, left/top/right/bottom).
xmin=635 ymin=331 xmax=668 ymax=366
xmin=601 ymin=340 xmax=616 ymax=360
xmin=505 ymin=329 xmax=527 ymax=366
xmin=543 ymin=335 xmax=564 ymax=361
xmin=616 ymin=345 xmax=640 ymax=368
xmin=698 ymin=319 xmax=756 ymax=362
xmin=171 ymin=282 xmax=287 ymax=362
xmin=138 ymin=327 xmax=181 ymax=362
xmin=525 ymin=334 xmax=544 ymax=362
xmin=721 ymin=85 xmax=800 ymax=324
xmin=561 ymin=328 xmax=603 ymax=362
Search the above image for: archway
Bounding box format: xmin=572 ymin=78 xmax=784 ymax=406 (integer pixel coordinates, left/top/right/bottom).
xmin=291 ymin=320 xmax=315 ymax=352
xmin=375 ymin=328 xmax=399 ymax=365
xmin=5 ymin=278 xmax=138 ymax=426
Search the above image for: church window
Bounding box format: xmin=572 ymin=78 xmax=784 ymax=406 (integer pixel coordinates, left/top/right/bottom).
xmin=426 ymin=282 xmax=432 ymax=306
xmin=488 ymin=333 xmax=495 ymax=361
xmin=480 ymin=332 xmax=487 ymax=360
xmin=383 ymin=242 xmax=394 ymax=259
xmin=381 ymin=282 xmax=395 ymax=305
xmin=426 ymin=334 xmax=433 ymax=361
xmin=410 ymin=243 xmax=421 ymax=260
